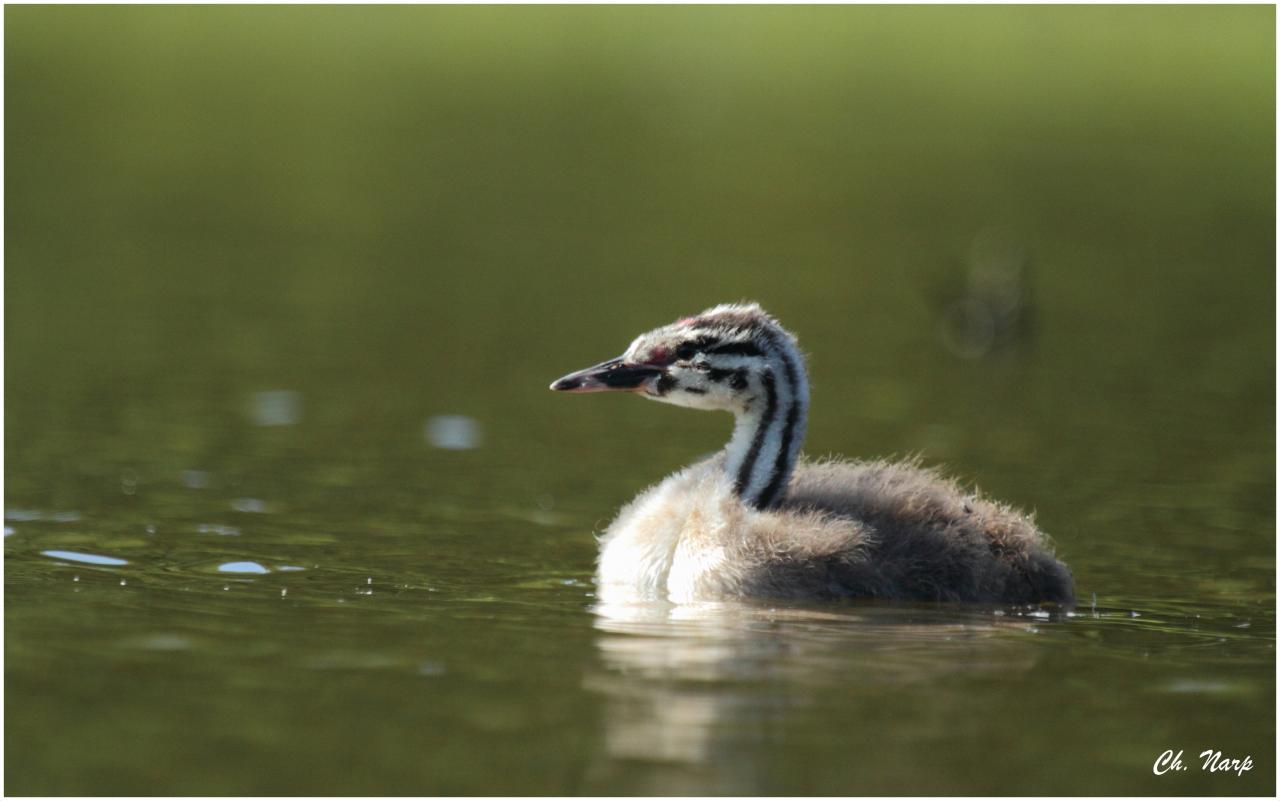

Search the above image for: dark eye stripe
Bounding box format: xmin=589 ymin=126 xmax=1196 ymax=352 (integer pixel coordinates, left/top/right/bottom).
xmin=706 ymin=341 xmax=762 ymax=357
xmin=677 ymin=335 xmax=719 ymax=360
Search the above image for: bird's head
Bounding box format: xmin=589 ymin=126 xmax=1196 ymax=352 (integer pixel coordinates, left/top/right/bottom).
xmin=549 ymin=302 xmax=806 ymax=415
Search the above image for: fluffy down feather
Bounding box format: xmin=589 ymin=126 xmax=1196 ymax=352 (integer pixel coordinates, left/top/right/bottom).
xmin=596 ymin=454 xmax=1073 ymax=605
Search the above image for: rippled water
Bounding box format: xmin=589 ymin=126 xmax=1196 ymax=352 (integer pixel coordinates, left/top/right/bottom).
xmin=5 ymin=6 xmax=1275 ymax=795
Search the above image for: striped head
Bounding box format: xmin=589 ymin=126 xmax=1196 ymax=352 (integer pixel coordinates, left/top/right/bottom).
xmin=550 ymin=302 xmax=809 ymax=508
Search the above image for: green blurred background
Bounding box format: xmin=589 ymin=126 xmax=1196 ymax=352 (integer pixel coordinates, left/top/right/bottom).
xmin=5 ymin=5 xmax=1275 ymax=795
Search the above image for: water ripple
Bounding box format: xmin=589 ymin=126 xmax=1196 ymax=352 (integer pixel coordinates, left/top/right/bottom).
xmin=40 ymin=550 xmax=129 ymax=567
xmin=217 ymin=561 xmax=271 ymax=575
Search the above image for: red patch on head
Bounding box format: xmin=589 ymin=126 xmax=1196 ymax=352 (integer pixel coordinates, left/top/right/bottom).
xmin=643 ymin=346 xmax=671 ymax=366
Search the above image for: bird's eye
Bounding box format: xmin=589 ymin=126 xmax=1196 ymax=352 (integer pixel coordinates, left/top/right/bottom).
xmin=675 ymin=343 xmax=698 ymax=361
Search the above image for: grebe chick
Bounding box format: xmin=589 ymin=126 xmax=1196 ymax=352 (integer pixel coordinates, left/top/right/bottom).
xmin=550 ymin=302 xmax=1073 ymax=606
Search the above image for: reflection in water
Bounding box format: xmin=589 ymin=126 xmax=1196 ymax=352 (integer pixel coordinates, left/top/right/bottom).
xmin=119 ymin=633 xmax=193 ymax=651
xmin=424 ymin=414 xmax=483 ymax=450
xmin=40 ymin=550 xmax=129 ymax=566
xmin=180 ymin=470 xmax=212 ymax=489
xmin=120 ymin=468 xmax=139 ymax=496
xmin=5 ymin=509 xmax=82 ymax=523
xmin=938 ymin=226 xmax=1034 ymax=360
xmin=248 ymin=390 xmax=303 ymax=427
xmin=585 ymin=600 xmax=1041 ymax=793
xmin=217 ymin=561 xmax=270 ymax=574
xmin=230 ymin=497 xmax=270 ymax=514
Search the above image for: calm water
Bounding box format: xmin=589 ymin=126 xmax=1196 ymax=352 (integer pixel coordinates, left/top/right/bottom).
xmin=5 ymin=6 xmax=1275 ymax=795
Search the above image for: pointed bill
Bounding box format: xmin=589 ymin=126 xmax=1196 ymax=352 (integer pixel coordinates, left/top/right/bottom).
xmin=549 ymin=357 xmax=662 ymax=393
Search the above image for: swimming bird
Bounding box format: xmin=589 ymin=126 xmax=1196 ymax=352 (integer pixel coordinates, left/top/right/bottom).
xmin=550 ymin=302 xmax=1073 ymax=606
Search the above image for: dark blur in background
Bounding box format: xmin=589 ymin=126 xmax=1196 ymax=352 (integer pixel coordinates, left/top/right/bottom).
xmin=5 ymin=5 xmax=1275 ymax=795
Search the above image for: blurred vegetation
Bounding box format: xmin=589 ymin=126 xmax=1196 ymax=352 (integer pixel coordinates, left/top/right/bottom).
xmin=7 ymin=6 xmax=1273 ymax=381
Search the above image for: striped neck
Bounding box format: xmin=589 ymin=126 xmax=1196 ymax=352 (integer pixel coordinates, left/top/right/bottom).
xmin=722 ymin=339 xmax=808 ymax=509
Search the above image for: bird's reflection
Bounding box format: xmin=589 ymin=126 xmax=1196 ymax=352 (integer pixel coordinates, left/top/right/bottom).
xmin=582 ymin=599 xmax=1046 ymax=794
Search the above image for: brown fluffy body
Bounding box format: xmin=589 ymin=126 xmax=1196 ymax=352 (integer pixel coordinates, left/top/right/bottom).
xmin=596 ymin=454 xmax=1074 ymax=605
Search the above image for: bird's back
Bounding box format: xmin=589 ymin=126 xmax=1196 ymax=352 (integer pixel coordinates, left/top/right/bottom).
xmin=756 ymin=458 xmax=1074 ymax=604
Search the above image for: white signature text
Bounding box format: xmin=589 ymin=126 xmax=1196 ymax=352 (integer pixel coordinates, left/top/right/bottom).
xmin=1153 ymin=749 xmax=1253 ymax=777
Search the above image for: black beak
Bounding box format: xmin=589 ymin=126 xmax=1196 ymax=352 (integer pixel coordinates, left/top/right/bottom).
xmin=549 ymin=356 xmax=663 ymax=393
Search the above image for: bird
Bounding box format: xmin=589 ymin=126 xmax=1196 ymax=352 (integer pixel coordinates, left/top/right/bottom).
xmin=549 ymin=302 xmax=1074 ymax=606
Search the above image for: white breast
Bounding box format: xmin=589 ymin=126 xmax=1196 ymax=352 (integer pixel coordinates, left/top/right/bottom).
xmin=595 ymin=456 xmax=751 ymax=603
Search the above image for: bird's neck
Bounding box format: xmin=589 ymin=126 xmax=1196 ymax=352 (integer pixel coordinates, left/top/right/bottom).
xmin=723 ymin=344 xmax=809 ymax=509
